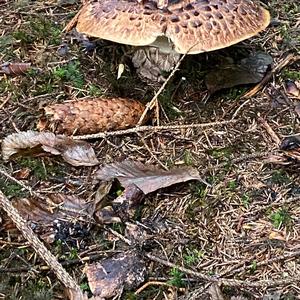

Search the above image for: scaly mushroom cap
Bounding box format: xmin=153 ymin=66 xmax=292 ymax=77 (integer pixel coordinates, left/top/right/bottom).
xmin=73 ymin=0 xmax=270 ymax=54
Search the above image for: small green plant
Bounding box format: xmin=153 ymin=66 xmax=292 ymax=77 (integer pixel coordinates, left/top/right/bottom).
xmin=183 ymin=248 xmax=204 ymax=266
xmin=270 ymin=170 xmax=291 ymax=185
xmin=68 ymin=248 xmax=79 ymax=260
xmin=167 ymin=267 xmax=185 ymax=287
xmin=183 ymin=150 xmax=193 ymax=166
xmin=270 ymin=208 xmax=291 ymax=229
xmin=227 ymin=180 xmax=238 ymax=191
xmin=209 ymin=147 xmax=232 ymax=160
xmin=53 ymin=61 xmax=84 ymax=88
xmin=80 ymin=281 xmax=90 ymax=292
xmin=250 ymin=260 xmax=257 ymax=273
xmin=241 ymin=193 xmax=250 ymax=208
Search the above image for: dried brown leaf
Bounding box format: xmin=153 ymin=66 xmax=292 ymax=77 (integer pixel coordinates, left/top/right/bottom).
xmin=0 ymin=62 xmax=32 ymax=75
xmin=4 ymin=194 xmax=94 ymax=228
xmin=65 ymin=288 xmax=103 ymax=300
xmin=95 ymin=160 xmax=205 ymax=194
xmin=286 ymin=80 xmax=300 ymax=98
xmin=37 ymin=97 xmax=148 ymax=135
xmin=3 ymin=194 xmax=95 ymax=243
xmin=54 ymin=136 xmax=99 ymax=166
xmin=2 ymin=131 xmax=99 ymax=166
xmin=85 ymin=251 xmax=146 ymax=298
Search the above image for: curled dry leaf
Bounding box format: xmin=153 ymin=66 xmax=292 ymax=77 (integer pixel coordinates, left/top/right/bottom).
xmin=85 ymin=251 xmax=147 ymax=298
xmin=37 ymin=97 xmax=148 ymax=135
xmin=0 ymin=62 xmax=32 ymax=75
xmin=95 ymin=160 xmax=206 ymax=195
xmin=2 ymin=130 xmax=99 ymax=166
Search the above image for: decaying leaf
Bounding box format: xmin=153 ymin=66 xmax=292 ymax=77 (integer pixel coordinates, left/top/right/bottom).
xmin=0 ymin=62 xmax=32 ymax=75
xmin=205 ymin=52 xmax=273 ymax=93
xmin=94 ymin=184 xmax=144 ymax=224
xmin=95 ymin=160 xmax=206 ymax=195
xmin=280 ymin=135 xmax=300 ymax=162
xmin=112 ymin=184 xmax=145 ymax=221
xmin=286 ymin=80 xmax=300 ymax=98
xmin=3 ymin=194 xmax=94 ymax=243
xmin=2 ymin=131 xmax=99 ymax=166
xmin=37 ymin=97 xmax=148 ymax=135
xmin=85 ymin=251 xmax=147 ymax=298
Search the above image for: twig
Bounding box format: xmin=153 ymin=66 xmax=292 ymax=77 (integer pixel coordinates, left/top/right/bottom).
xmin=73 ymin=120 xmax=236 ymax=140
xmin=243 ymin=54 xmax=300 ymax=98
xmin=222 ymin=249 xmax=300 ymax=278
xmin=135 ymin=281 xmax=185 ymax=295
xmin=259 ymin=117 xmax=281 ymax=145
xmin=146 ymin=253 xmax=299 ymax=287
xmin=0 ymin=190 xmax=82 ymax=294
xmin=137 ymin=53 xmax=187 ymax=125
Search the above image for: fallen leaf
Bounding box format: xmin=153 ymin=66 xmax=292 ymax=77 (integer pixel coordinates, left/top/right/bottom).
xmin=95 ymin=160 xmax=206 ymax=194
xmin=37 ymin=97 xmax=148 ymax=135
xmin=111 ymin=184 xmax=145 ymax=221
xmin=286 ymin=80 xmax=300 ymax=98
xmin=2 ymin=131 xmax=99 ymax=166
xmin=0 ymin=62 xmax=32 ymax=75
xmin=205 ymin=52 xmax=273 ymax=93
xmin=3 ymin=194 xmax=94 ymax=243
xmin=279 ymin=135 xmax=300 ymax=162
xmin=269 ymin=231 xmax=286 ymax=241
xmin=85 ymin=251 xmax=147 ymax=298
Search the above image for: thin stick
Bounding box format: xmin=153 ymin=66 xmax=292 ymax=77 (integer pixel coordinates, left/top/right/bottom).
xmin=137 ymin=53 xmax=187 ymax=125
xmin=73 ymin=120 xmax=236 ymax=140
xmin=146 ymin=253 xmax=299 ymax=288
xmin=0 ymin=190 xmax=82 ymax=294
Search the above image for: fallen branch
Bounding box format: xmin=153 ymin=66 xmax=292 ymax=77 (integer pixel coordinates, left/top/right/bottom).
xmin=0 ymin=190 xmax=82 ymax=295
xmin=73 ymin=120 xmax=236 ymax=140
xmin=137 ymin=53 xmax=187 ymax=125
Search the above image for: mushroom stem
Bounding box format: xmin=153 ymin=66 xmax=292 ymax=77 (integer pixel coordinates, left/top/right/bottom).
xmin=132 ymin=46 xmax=181 ymax=83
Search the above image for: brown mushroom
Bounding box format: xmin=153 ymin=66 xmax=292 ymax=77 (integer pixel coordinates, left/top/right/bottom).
xmin=66 ymin=0 xmax=270 ymax=81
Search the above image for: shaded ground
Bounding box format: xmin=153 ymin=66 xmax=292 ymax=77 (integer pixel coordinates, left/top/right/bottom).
xmin=0 ymin=0 xmax=299 ymax=299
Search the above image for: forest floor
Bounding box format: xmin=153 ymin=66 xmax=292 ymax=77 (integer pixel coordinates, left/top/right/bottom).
xmin=0 ymin=0 xmax=300 ymax=299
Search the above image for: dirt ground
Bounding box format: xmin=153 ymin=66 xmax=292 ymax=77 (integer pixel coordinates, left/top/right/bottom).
xmin=0 ymin=0 xmax=299 ymax=299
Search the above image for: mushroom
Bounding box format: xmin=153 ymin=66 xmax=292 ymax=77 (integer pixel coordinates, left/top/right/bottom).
xmin=66 ymin=0 xmax=270 ymax=82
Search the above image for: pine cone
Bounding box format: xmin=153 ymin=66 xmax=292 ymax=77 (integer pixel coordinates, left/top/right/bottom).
xmin=38 ymin=97 xmax=147 ymax=135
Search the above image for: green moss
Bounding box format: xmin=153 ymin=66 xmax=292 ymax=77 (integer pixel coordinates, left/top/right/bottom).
xmin=227 ymin=180 xmax=238 ymax=191
xmin=270 ymin=208 xmax=292 ymax=229
xmin=282 ymin=70 xmax=300 ymax=81
xmin=167 ymin=267 xmax=185 ymax=288
xmin=270 ymin=170 xmax=291 ymax=185
xmin=53 ymin=61 xmax=85 ymax=88
xmin=241 ymin=193 xmax=251 ymax=208
xmin=209 ymin=147 xmax=233 ymax=160
xmin=183 ymin=247 xmax=204 ymax=266
xmin=0 ymin=178 xmax=25 ymax=198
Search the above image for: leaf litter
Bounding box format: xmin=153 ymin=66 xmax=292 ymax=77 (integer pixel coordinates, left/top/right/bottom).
xmin=0 ymin=0 xmax=300 ymax=299
xmin=95 ymin=160 xmax=208 ymax=194
xmin=2 ymin=131 xmax=99 ymax=166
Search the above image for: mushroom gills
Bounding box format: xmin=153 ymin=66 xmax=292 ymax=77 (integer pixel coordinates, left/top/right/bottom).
xmin=132 ymin=46 xmax=181 ymax=83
